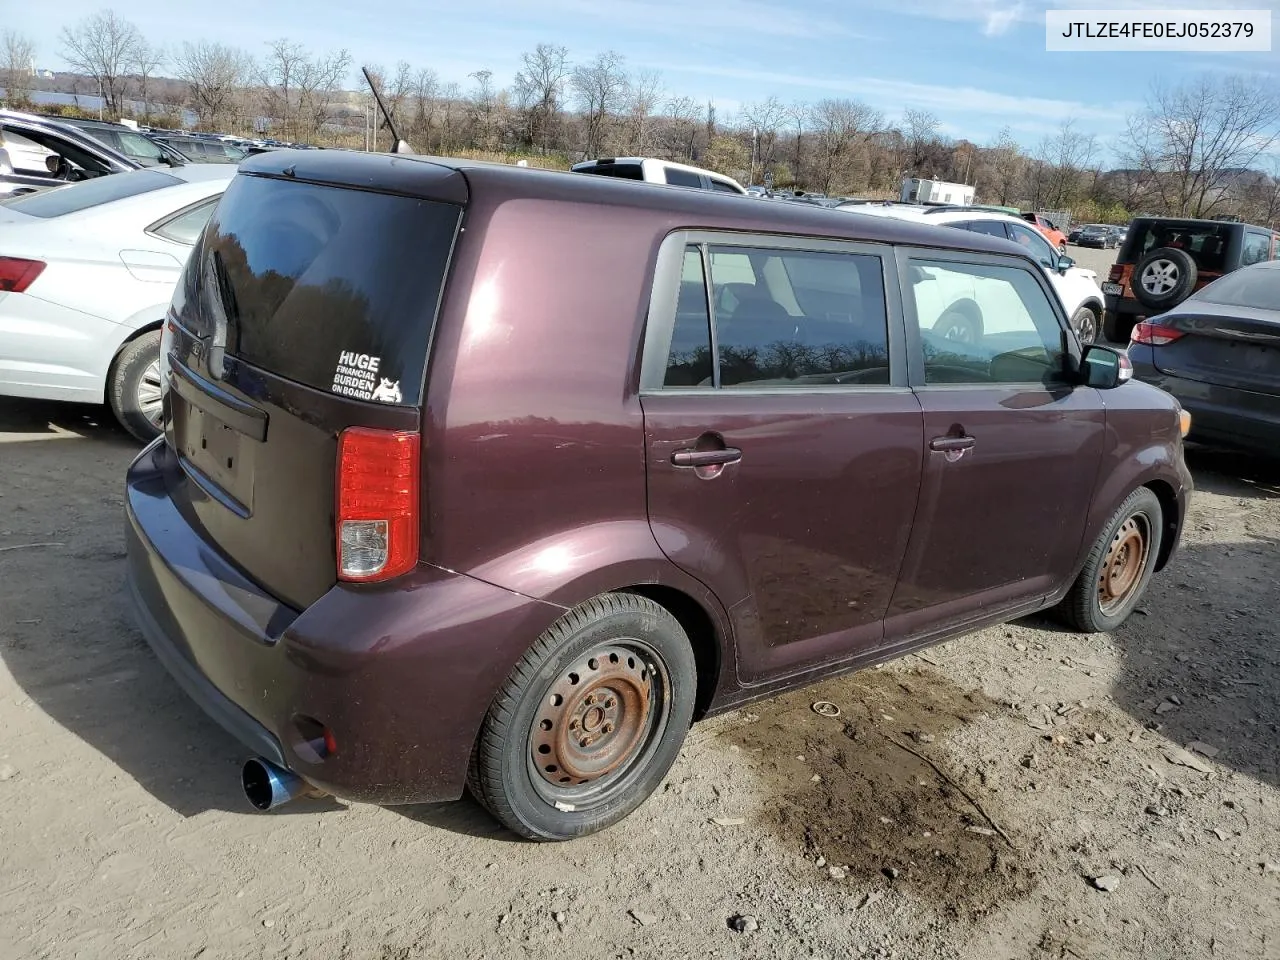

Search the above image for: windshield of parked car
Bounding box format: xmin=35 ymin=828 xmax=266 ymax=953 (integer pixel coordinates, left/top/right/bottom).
xmin=3 ymin=169 xmax=178 ymax=217
xmin=1190 ymin=265 xmax=1280 ymax=309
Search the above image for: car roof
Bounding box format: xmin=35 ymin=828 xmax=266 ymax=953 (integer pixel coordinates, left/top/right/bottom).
xmin=166 ymin=164 xmax=239 ymax=184
xmin=239 ymin=150 xmax=1030 ymax=260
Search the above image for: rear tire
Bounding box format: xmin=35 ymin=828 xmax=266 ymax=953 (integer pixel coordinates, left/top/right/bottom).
xmin=107 ymin=330 xmax=164 ymax=443
xmin=1057 ymin=487 xmax=1163 ymax=634
xmin=467 ymin=593 xmax=697 ymax=841
xmin=1133 ymin=247 xmax=1197 ymax=311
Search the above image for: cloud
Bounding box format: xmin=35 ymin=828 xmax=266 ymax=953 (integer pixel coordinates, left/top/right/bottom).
xmin=983 ymin=3 xmax=1025 ymax=36
xmin=505 ymin=0 xmax=871 ymax=41
xmin=648 ymin=61 xmax=1139 ymax=126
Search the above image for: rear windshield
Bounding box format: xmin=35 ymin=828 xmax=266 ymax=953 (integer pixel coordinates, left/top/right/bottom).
xmin=1124 ymin=221 xmax=1232 ymax=272
xmin=1191 ymin=265 xmax=1280 ymax=309
xmin=576 ymin=162 xmax=644 ymax=181
xmin=3 ymin=169 xmax=178 ymax=217
xmin=200 ymin=173 xmax=460 ymax=406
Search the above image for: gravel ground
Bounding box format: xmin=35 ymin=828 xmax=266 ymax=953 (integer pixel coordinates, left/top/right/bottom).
xmin=2 ymin=271 xmax=1278 ymax=959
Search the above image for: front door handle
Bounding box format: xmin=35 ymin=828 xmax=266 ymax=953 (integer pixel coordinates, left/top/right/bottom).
xmin=928 ymin=436 xmax=976 ymax=453
xmin=671 ymin=447 xmax=743 ymax=467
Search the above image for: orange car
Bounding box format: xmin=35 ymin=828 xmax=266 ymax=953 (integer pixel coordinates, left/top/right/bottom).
xmin=1022 ymin=212 xmax=1068 ymax=252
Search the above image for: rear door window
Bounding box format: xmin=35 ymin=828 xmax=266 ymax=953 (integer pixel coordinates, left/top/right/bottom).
xmin=708 ymin=245 xmax=890 ymax=386
xmin=664 ymin=167 xmax=704 ymax=188
xmin=199 ymin=173 xmax=461 ymax=406
xmin=959 ymin=220 xmax=1009 ymax=240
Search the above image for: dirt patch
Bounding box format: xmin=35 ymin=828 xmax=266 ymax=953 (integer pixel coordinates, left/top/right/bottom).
xmin=721 ymin=666 xmax=1039 ymax=919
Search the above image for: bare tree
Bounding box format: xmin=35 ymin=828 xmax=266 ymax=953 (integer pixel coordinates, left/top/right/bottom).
xmin=983 ymin=128 xmax=1024 ymax=204
xmin=411 ymin=68 xmax=439 ymax=149
xmin=59 ymin=10 xmax=140 ymax=115
xmin=1 ymin=30 xmax=36 ymax=106
xmin=660 ymin=95 xmax=700 ymax=161
xmin=129 ymin=39 xmax=166 ymax=121
xmin=571 ymin=51 xmax=628 ymax=158
xmin=513 ymin=43 xmax=570 ymax=153
xmin=1122 ymin=74 xmax=1280 ymax=217
xmin=624 ymin=68 xmax=662 ymax=155
xmin=174 ymin=41 xmax=249 ymax=130
xmin=809 ymin=98 xmax=882 ymax=195
xmin=787 ymin=101 xmax=808 ymax=184
xmin=259 ymin=39 xmax=351 ymax=141
xmin=903 ymin=108 xmax=940 ymax=174
xmin=740 ymin=96 xmax=787 ymax=177
xmin=1036 ymin=118 xmax=1096 ymax=209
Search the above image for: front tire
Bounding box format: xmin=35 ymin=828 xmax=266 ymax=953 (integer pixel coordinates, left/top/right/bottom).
xmin=107 ymin=330 xmax=164 ymax=443
xmin=468 ymin=594 xmax=697 ymax=840
xmin=1058 ymin=487 xmax=1163 ymax=633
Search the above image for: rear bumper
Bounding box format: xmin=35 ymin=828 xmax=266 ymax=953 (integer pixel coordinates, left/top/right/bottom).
xmin=1131 ymin=349 xmax=1280 ymax=457
xmin=125 ymin=439 xmax=563 ymax=804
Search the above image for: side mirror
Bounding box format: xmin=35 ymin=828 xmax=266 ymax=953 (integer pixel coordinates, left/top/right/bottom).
xmin=1080 ymin=344 xmax=1133 ymax=389
xmin=1056 ymin=254 xmax=1075 ymax=274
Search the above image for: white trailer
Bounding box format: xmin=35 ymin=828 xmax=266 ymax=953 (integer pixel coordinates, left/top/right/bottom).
xmin=900 ymin=178 xmax=976 ymax=206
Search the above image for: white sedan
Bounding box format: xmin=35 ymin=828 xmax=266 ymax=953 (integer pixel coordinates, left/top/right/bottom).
xmin=0 ymin=165 xmax=234 ymax=439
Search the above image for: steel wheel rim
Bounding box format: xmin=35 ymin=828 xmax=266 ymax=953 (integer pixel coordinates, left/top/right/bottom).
xmin=137 ymin=360 xmax=163 ymax=427
xmin=528 ymin=639 xmax=671 ymax=809
xmin=1141 ymin=260 xmax=1178 ymax=295
xmin=1097 ymin=514 xmax=1150 ymax=615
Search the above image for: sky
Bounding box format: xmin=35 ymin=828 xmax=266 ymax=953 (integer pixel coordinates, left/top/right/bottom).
xmin=12 ymin=0 xmax=1280 ymax=160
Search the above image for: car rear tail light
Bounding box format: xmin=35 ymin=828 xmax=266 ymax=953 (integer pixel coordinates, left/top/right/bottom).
xmin=0 ymin=257 xmax=46 ymax=293
xmin=336 ymin=427 xmax=420 ymax=582
xmin=159 ymin=317 xmax=177 ymax=399
xmin=1131 ymin=321 xmax=1185 ymax=346
xmin=1108 ymin=265 xmax=1124 ymax=283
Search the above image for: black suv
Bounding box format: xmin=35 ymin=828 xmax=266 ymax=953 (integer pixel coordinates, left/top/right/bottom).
xmin=1103 ymin=216 xmax=1278 ymax=342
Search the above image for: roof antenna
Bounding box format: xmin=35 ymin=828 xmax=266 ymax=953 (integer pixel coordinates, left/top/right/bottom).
xmin=361 ymin=66 xmax=414 ymax=155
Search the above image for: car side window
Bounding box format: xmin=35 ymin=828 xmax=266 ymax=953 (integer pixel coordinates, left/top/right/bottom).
xmin=906 ymin=258 xmax=1067 ymax=386
xmin=959 ymin=220 xmax=1009 ymax=240
xmin=709 ymin=178 xmax=739 ymax=194
xmin=664 ymin=247 xmax=715 ymax=387
xmin=150 ymin=198 xmax=220 ymax=245
xmin=707 ymin=245 xmax=890 ymax=387
xmin=1006 ymin=222 xmax=1057 ymax=269
xmin=1242 ymin=231 xmax=1271 ymax=266
xmin=664 ymin=167 xmax=703 ymax=188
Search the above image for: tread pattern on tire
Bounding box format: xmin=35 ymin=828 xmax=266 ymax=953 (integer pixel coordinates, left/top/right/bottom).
xmin=467 ymin=592 xmax=685 ymax=840
xmin=107 ymin=330 xmax=163 ymax=442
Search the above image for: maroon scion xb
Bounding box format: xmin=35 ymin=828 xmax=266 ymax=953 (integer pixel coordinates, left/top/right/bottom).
xmin=125 ymin=151 xmax=1193 ymax=840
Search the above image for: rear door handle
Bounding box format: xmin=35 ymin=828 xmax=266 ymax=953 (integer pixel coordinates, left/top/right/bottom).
xmin=929 ymin=436 xmax=976 ymax=453
xmin=671 ymin=447 xmax=743 ymax=467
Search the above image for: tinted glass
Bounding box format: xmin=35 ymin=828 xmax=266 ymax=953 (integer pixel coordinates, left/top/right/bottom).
xmin=960 ymin=220 xmax=1008 ymax=239
xmin=709 ymin=178 xmax=740 ymax=194
xmin=1128 ymin=221 xmax=1231 ymax=272
xmin=200 ymin=174 xmax=461 ymax=405
xmin=1192 ymin=265 xmax=1280 ymax=308
xmin=1006 ymin=222 xmax=1057 ymax=268
xmin=664 ymin=247 xmax=714 ymax=386
xmin=665 ymin=167 xmax=704 ymax=188
xmin=907 ymin=258 xmax=1065 ymax=385
xmin=1242 ymin=232 xmax=1271 ymax=266
xmin=3 ymin=169 xmax=177 ymax=217
xmin=150 ymin=197 xmax=219 ymax=245
xmin=707 ymin=245 xmax=889 ymax=387
xmin=576 ymin=162 xmax=644 ymax=181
